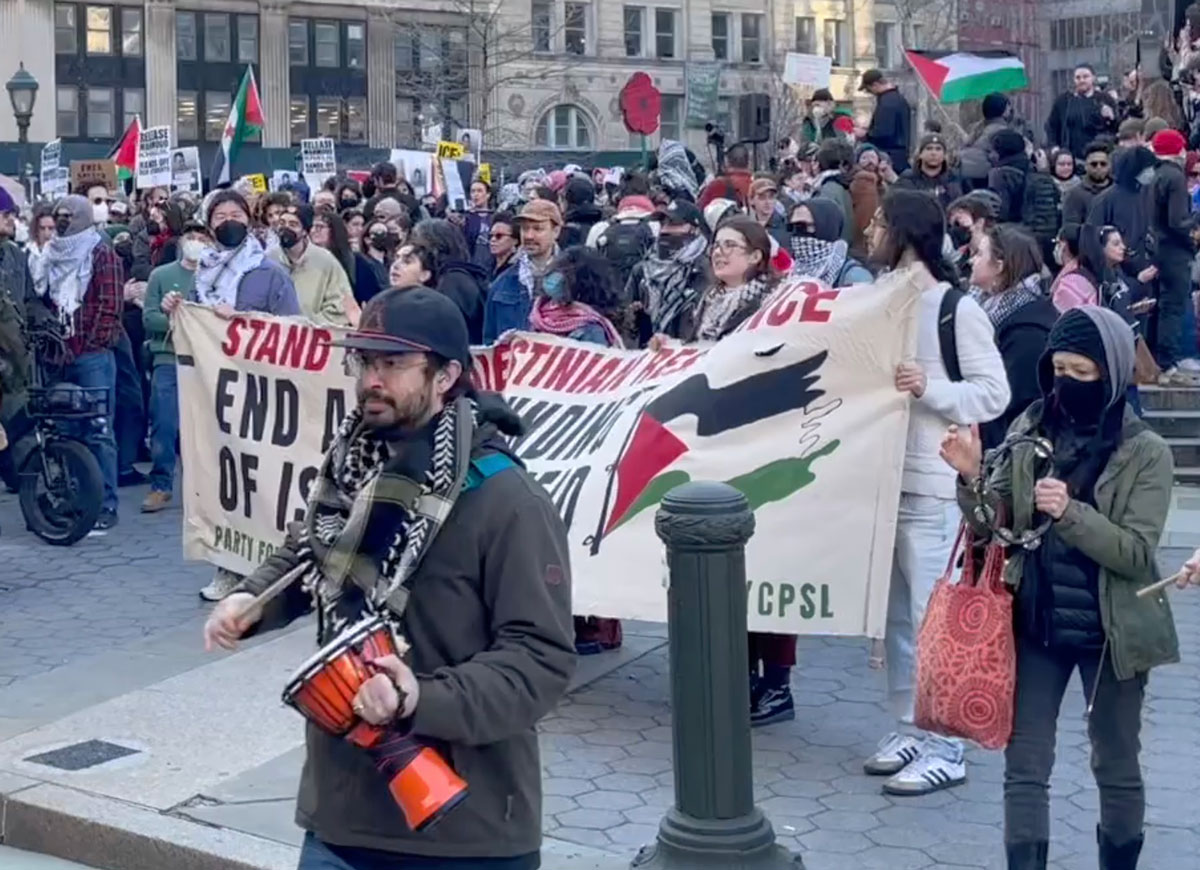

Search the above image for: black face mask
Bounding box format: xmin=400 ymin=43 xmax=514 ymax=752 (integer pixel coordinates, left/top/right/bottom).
xmin=55 ymin=216 xmax=72 ymax=236
xmin=146 ymin=220 xmax=161 ymax=237
xmin=1053 ymin=375 xmax=1106 ymax=424
xmin=278 ymin=228 xmax=301 ymax=250
xmin=214 ymin=220 xmax=248 ymax=249
xmin=949 ymin=224 xmax=972 ymax=249
xmin=788 ymin=222 xmax=815 ymax=239
xmin=657 ymin=234 xmax=691 ymax=258
xmin=341 ymin=197 xmax=359 ymax=209
xmin=115 ymin=242 xmax=133 ymax=260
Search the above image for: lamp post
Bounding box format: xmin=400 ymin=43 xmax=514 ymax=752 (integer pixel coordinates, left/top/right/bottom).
xmin=7 ymin=62 xmax=39 ymax=144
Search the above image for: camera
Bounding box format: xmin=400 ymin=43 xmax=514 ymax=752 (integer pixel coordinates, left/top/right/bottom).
xmin=704 ymin=122 xmax=726 ymax=145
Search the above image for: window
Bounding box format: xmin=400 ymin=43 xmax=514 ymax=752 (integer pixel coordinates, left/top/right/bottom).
xmin=315 ymin=96 xmax=341 ymax=138
xmin=315 ymin=22 xmax=339 ymax=67
xmin=290 ymin=95 xmax=309 ymax=143
xmin=176 ymin=12 xmax=196 ymax=60
xmin=238 ymin=15 xmax=258 ymax=64
xmin=534 ymin=104 xmax=592 ymax=149
xmin=394 ymin=30 xmax=413 ymax=69
xmin=86 ymin=86 xmax=115 ymax=137
xmin=531 ymin=1 xmax=551 ymax=52
xmin=660 ymin=94 xmax=682 ymax=141
xmin=823 ymin=19 xmax=847 ymax=66
xmin=345 ymin=96 xmax=367 ymax=142
xmin=624 ymin=6 xmax=644 ymax=57
xmin=346 ymin=23 xmax=365 ymax=68
xmin=205 ymin=90 xmax=231 ymax=141
xmin=204 ymin=14 xmax=230 ymax=62
xmin=565 ymin=2 xmax=587 ymax=55
xmin=655 ymin=8 xmax=677 ymax=59
xmin=910 ymin=23 xmax=923 ymax=50
xmin=56 ymin=86 xmax=79 ymax=137
xmin=396 ymin=98 xmax=415 ymax=144
xmin=55 ymin=5 xmax=77 ymax=54
xmin=741 ymin=13 xmax=763 ymax=63
xmin=121 ymin=8 xmax=142 ymax=56
xmin=418 ymin=28 xmax=441 ymax=71
xmin=795 ymin=16 xmax=816 ymax=54
xmin=86 ymin=6 xmax=112 ymax=55
xmin=711 ymin=13 xmax=728 ymax=60
xmin=289 ymin=20 xmax=308 ymax=65
xmin=177 ymin=90 xmax=198 ymax=140
xmin=123 ymin=87 xmax=143 ymax=129
xmin=448 ymin=28 xmax=467 ymax=69
xmin=875 ymin=22 xmax=898 ymax=68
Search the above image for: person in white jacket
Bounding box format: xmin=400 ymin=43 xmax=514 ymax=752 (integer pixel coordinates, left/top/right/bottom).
xmin=862 ymin=188 xmax=1010 ymax=796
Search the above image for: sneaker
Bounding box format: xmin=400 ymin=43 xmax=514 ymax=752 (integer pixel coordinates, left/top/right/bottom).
xmin=750 ymin=686 xmax=795 ymax=727
xmin=863 ymin=732 xmax=922 ymax=775
xmin=119 ymin=469 xmax=149 ymax=487
xmin=200 ymin=569 xmax=243 ymax=602
xmin=1178 ymin=358 xmax=1200 ymax=374
xmin=93 ymin=509 xmax=119 ymax=531
xmin=141 ymin=490 xmax=172 ymax=513
xmin=881 ymin=739 xmax=966 ymax=796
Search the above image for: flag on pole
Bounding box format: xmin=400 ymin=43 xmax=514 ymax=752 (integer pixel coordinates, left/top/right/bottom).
xmin=905 ymin=50 xmax=1028 ymax=104
xmin=108 ymin=116 xmax=141 ymax=181
xmin=210 ymin=66 xmax=264 ymax=187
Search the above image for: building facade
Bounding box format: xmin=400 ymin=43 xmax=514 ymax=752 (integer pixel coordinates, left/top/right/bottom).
xmin=0 ymin=0 xmax=893 ymax=158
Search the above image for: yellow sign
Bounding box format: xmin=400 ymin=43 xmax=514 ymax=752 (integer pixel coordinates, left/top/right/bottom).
xmin=437 ymin=141 xmax=466 ymax=159
xmin=244 ymin=173 xmax=268 ymax=194
xmin=477 ymin=163 xmax=492 ymax=186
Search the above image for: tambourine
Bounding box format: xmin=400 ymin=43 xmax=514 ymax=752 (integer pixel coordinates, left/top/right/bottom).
xmin=970 ymin=435 xmax=1055 ymax=550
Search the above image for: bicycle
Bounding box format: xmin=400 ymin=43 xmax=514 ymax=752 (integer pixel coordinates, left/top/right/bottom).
xmin=17 ymin=322 xmax=106 ymax=545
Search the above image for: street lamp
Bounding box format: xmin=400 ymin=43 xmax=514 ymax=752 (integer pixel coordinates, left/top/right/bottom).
xmin=6 ymin=62 xmax=39 ymax=145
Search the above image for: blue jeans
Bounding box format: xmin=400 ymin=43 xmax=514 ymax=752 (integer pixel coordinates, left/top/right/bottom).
xmin=113 ymin=328 xmax=145 ymax=475
xmin=297 ymin=833 xmax=539 ymax=870
xmin=63 ymin=349 xmax=119 ymax=513
xmin=148 ymin=363 xmax=179 ymax=494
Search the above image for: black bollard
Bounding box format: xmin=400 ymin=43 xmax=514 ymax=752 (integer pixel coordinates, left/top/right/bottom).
xmin=633 ymin=481 xmax=802 ymax=869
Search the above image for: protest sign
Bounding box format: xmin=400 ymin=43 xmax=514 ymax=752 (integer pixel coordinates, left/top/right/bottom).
xmin=436 ymin=140 xmax=466 ymax=160
xmin=174 ymin=271 xmax=921 ymax=637
xmin=300 ymin=137 xmax=336 ymax=189
xmin=171 ymin=147 xmax=201 ymax=191
xmin=458 ymin=129 xmax=482 ymax=161
xmin=136 ymin=125 xmax=172 ymax=189
xmin=389 ymin=149 xmax=432 ymax=198
xmin=243 ymin=173 xmax=268 ymax=194
xmin=270 ymin=170 xmax=299 ymax=192
xmin=40 ymin=140 xmax=68 ymax=200
xmin=783 ymin=52 xmax=833 ymax=88
xmin=685 ymin=62 xmax=722 ymax=129
xmin=477 ymin=163 xmax=492 ymax=186
xmin=69 ymin=159 xmax=117 ymax=194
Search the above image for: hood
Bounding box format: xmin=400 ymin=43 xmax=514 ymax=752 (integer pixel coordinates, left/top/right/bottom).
xmin=1112 ymin=146 xmax=1159 ymax=190
xmin=657 ymin=139 xmax=700 ymax=199
xmin=55 ymin=194 xmax=95 ymax=237
xmin=996 ymin=152 xmax=1031 ymax=173
xmin=802 ymin=197 xmax=845 ymax=242
xmin=442 ymin=260 xmax=489 ymax=284
xmin=565 ymin=202 xmax=604 ymax=223
xmin=1037 ymin=306 xmax=1135 ymax=409
xmin=473 ymin=391 xmax=526 ymax=463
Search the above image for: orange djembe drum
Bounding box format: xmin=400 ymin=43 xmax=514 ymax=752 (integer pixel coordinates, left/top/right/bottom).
xmin=282 ymin=615 xmax=468 ymax=830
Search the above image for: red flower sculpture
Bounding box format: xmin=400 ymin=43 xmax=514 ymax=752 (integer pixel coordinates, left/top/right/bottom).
xmin=621 ymin=72 xmax=661 ymax=136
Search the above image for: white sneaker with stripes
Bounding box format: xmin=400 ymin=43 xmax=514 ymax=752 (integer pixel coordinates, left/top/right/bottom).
xmin=863 ymin=732 xmax=922 ymax=776
xmin=881 ymin=738 xmax=966 ymax=796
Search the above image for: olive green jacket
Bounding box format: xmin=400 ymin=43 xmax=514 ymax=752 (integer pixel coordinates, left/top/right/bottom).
xmin=959 ymin=402 xmax=1179 ymax=681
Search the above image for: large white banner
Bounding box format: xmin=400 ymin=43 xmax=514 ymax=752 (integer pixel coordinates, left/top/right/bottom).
xmin=173 ymin=272 xmax=921 ymax=636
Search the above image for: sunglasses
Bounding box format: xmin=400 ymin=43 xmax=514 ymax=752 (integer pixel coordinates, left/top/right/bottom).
xmin=489 ymin=231 xmax=513 ymax=240
xmin=1086 ymin=160 xmax=1108 ymax=168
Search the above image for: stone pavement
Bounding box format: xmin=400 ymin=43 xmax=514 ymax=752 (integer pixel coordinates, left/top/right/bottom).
xmin=0 ymin=484 xmax=1199 ymax=870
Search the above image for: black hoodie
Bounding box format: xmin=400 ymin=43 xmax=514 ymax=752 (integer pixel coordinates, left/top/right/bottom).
xmin=988 ymin=152 xmax=1031 ymax=223
xmin=1151 ymin=158 xmax=1196 ymax=251
xmin=437 ymin=261 xmax=488 ymax=344
xmin=1088 ymin=146 xmax=1157 ymax=278
xmin=561 ymin=202 xmax=605 ymax=249
xmin=895 ymin=164 xmax=964 ymax=210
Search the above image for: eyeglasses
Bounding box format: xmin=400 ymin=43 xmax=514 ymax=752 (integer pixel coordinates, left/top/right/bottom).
xmin=712 ymin=239 xmax=750 ymax=254
xmin=489 ymin=231 xmax=513 ymax=240
xmin=346 ymin=352 xmax=427 ymax=377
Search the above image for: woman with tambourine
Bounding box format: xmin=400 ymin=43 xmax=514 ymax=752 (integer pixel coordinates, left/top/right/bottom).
xmin=940 ymin=306 xmax=1179 ymax=870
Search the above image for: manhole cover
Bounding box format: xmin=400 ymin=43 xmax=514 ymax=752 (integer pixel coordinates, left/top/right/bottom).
xmin=25 ymin=739 xmax=140 ymax=771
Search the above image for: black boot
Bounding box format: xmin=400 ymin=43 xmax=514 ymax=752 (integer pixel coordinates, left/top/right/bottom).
xmin=1005 ymin=841 xmax=1048 ymax=870
xmin=1098 ymin=826 xmax=1144 ymax=870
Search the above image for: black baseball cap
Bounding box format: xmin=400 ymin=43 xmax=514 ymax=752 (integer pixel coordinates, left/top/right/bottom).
xmin=332 ymin=287 xmax=470 ymax=366
xmin=859 ymin=69 xmax=885 ymax=91
xmin=654 ymin=199 xmax=705 ymax=232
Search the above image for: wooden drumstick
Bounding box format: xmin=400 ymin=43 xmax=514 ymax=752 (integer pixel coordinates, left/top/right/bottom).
xmin=1136 ymin=571 xmax=1186 ymax=599
xmin=238 ymin=563 xmax=309 ymax=622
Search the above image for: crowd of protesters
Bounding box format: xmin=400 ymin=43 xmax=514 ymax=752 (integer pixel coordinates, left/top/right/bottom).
xmin=8 ymin=16 xmax=1200 ymax=863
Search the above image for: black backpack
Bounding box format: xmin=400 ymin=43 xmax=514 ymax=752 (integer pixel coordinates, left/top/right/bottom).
xmin=939 ymin=286 xmax=965 ymax=382
xmin=1020 ymin=173 xmax=1061 ymax=243
xmin=598 ymin=218 xmax=655 ymax=288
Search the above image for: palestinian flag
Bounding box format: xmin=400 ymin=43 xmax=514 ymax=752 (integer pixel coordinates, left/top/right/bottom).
xmin=905 ymin=50 xmax=1028 ymax=104
xmin=210 ymin=66 xmax=264 ymax=187
xmin=591 ymin=352 xmax=836 ymax=552
xmin=108 ymin=116 xmax=140 ymax=181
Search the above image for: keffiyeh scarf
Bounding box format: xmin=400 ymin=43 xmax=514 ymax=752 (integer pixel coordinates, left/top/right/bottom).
xmin=194 ymin=235 xmax=266 ymax=308
xmin=981 ymin=273 xmax=1044 ymax=327
xmin=694 ymin=277 xmax=772 ymax=341
xmin=529 ymin=297 xmax=624 ymax=347
xmin=642 ymin=235 xmax=708 ymax=334
xmin=293 ymin=396 xmax=477 ymax=643
xmin=657 ymin=140 xmax=699 ymax=199
xmin=29 ymin=228 xmax=103 ymax=334
xmin=788 ymin=235 xmax=849 ymax=286
xmin=516 ymin=246 xmax=557 ymax=296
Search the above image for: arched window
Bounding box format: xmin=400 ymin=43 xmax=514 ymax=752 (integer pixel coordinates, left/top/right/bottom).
xmin=534 ymin=104 xmax=593 ymax=149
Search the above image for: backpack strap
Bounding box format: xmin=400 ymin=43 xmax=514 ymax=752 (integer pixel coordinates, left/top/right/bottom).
xmin=464 ymin=452 xmax=517 ymax=492
xmin=938 ymin=286 xmax=966 ymax=383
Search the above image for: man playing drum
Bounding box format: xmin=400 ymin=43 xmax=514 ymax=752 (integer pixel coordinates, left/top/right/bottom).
xmin=203 ymin=287 xmax=575 ymax=870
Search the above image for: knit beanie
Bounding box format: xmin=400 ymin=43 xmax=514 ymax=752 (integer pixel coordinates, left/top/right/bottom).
xmin=981 ymin=93 xmax=1010 ymax=121
xmin=992 ymin=129 xmax=1026 ymax=160
xmin=1151 ymin=129 xmax=1186 ymax=158
xmin=917 ymin=133 xmax=947 ymax=153
xmin=1037 ymin=308 xmax=1108 ymax=398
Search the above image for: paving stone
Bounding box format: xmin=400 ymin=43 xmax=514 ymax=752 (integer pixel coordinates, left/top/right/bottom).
xmin=806 ymin=809 xmax=881 ymax=832
xmin=543 ymin=777 xmax=595 ymax=797
xmin=576 ymin=790 xmax=643 ymax=811
xmin=555 ymin=808 xmax=626 ymax=830
xmin=798 ymin=828 xmax=873 ymax=854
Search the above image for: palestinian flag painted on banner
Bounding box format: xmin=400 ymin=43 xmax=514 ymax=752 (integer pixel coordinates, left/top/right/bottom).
xmin=588 ymin=351 xmax=839 ymax=553
xmin=905 ymin=50 xmax=1028 ymax=104
xmin=210 ymin=66 xmax=264 ymax=187
xmin=108 ymin=116 xmax=141 ymax=181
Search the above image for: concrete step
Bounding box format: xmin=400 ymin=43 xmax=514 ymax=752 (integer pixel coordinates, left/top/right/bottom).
xmin=1139 ymin=384 xmax=1200 ymax=411
xmin=1142 ymin=408 xmax=1200 ymax=439
xmin=1174 ymin=466 xmax=1200 ymax=487
xmin=1164 ymin=437 xmax=1200 ymax=468
xmin=0 ymin=846 xmax=99 ymax=870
